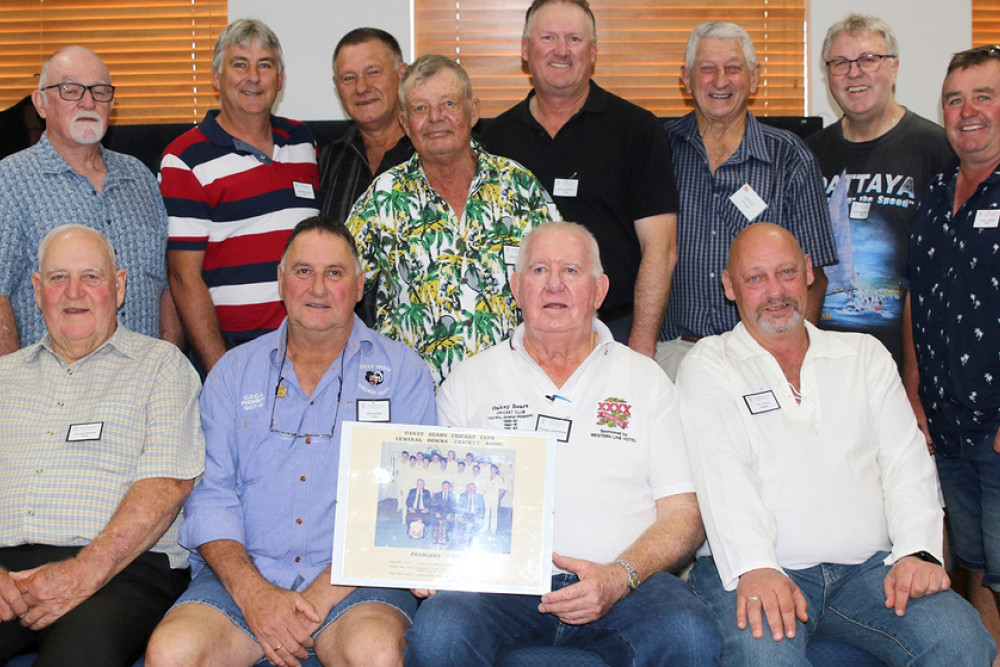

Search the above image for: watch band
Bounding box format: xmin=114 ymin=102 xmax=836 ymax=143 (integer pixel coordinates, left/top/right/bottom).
xmin=907 ymin=550 xmax=943 ymax=566
xmin=614 ymin=559 xmax=641 ymax=592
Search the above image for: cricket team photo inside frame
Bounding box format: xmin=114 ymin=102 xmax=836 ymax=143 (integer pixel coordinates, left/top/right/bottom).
xmin=331 ymin=422 xmax=557 ymax=594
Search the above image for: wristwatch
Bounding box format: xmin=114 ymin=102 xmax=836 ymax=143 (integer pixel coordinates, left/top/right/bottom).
xmin=907 ymin=551 xmax=943 ymax=566
xmin=614 ymin=559 xmax=641 ymax=593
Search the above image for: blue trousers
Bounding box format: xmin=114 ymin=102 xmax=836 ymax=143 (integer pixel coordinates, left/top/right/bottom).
xmin=689 ymin=553 xmax=996 ymax=666
xmin=405 ymin=571 xmax=722 ymax=666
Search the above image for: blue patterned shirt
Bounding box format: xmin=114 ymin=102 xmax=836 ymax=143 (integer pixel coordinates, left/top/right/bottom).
xmin=0 ymin=133 xmax=169 ymax=345
xmin=909 ymin=161 xmax=1000 ymax=453
xmin=660 ymin=112 xmax=837 ymax=340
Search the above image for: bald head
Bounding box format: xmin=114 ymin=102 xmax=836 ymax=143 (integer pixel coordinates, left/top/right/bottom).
xmin=723 ymin=223 xmax=814 ymax=340
xmin=39 ymin=46 xmax=110 ymax=90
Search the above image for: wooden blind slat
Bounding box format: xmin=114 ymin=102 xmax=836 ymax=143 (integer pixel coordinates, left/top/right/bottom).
xmin=416 ymin=0 xmax=805 ymax=117
xmin=0 ymin=0 xmax=226 ymax=125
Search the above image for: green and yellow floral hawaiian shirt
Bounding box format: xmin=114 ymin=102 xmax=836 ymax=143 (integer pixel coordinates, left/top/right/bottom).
xmin=347 ymin=141 xmax=559 ymax=385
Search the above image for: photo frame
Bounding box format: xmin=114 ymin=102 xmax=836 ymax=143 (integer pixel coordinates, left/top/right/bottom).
xmin=331 ymin=422 xmax=556 ymax=594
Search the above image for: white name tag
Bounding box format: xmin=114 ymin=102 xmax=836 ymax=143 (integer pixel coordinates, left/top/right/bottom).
xmin=357 ymin=399 xmax=390 ymax=422
xmin=743 ymin=390 xmax=780 ymax=415
xmin=536 ymin=414 xmax=571 ymax=443
xmin=503 ymin=245 xmax=519 ymax=266
xmin=553 ymin=178 xmax=579 ymax=198
xmin=729 ymin=183 xmax=768 ymax=221
xmin=849 ymin=201 xmax=871 ymax=220
xmin=973 ymin=209 xmax=1000 ymax=229
xmin=67 ymin=422 xmax=103 ymax=441
xmin=293 ymin=181 xmax=315 ymax=199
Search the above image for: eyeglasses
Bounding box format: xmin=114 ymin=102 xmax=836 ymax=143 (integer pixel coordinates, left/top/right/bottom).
xmin=268 ymin=348 xmax=344 ymax=439
xmin=41 ymin=82 xmax=115 ymax=103
xmin=824 ymin=53 xmax=896 ymax=76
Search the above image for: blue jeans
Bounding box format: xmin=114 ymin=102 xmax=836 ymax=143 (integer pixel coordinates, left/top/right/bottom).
xmin=689 ymin=554 xmax=995 ymax=666
xmin=405 ymin=571 xmax=722 ymax=666
xmin=935 ymin=427 xmax=1000 ymax=589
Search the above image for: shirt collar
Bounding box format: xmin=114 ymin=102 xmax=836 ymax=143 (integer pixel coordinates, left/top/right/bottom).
xmin=267 ymin=315 xmax=376 ymax=370
xmin=198 ymin=109 xmax=289 ymax=161
xmin=34 ymin=132 xmax=133 ymax=186
xmin=670 ymin=110 xmax=772 ymax=165
xmin=32 ymin=321 xmax=136 ymax=366
xmin=509 ymin=317 xmax=615 ymax=359
xmin=726 ymin=320 xmax=854 ymax=363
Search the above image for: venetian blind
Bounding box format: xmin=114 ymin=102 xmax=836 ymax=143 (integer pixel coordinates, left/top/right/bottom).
xmin=415 ymin=0 xmax=806 ymax=117
xmin=0 ymin=0 xmax=227 ymax=124
xmin=973 ymin=0 xmax=1000 ymax=48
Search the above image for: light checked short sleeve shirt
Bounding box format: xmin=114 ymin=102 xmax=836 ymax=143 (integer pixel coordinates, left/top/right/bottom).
xmin=346 ymin=140 xmax=559 ymax=386
xmin=181 ymin=317 xmax=437 ymax=588
xmin=0 ymin=133 xmax=169 ymax=345
xmin=0 ymin=324 xmax=205 ymax=568
xmin=662 ymin=112 xmax=837 ymax=340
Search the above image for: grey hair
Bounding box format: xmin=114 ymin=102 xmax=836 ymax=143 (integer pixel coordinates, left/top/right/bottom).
xmin=515 ymin=221 xmax=604 ymax=277
xmin=685 ymin=22 xmax=756 ymax=70
xmin=821 ymin=14 xmax=898 ymax=62
xmin=38 ymin=224 xmax=117 ymax=271
xmin=213 ymin=18 xmax=284 ymax=73
xmin=399 ymin=54 xmax=473 ymax=113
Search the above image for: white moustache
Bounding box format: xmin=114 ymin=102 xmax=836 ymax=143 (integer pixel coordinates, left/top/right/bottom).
xmin=72 ymin=111 xmax=103 ymax=123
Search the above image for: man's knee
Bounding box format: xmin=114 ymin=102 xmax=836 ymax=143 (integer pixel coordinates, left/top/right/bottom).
xmin=317 ymin=602 xmax=408 ymax=667
xmin=146 ymin=603 xmax=259 ymax=667
xmin=406 ymin=592 xmax=493 ymax=665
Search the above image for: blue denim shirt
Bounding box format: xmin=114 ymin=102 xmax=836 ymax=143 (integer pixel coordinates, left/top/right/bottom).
xmin=181 ymin=317 xmax=436 ymax=588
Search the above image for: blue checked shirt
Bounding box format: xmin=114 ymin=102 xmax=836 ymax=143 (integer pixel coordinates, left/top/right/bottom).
xmin=660 ymin=112 xmax=837 ymax=340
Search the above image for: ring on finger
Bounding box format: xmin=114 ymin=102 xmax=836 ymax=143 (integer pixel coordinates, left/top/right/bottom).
xmin=748 ymin=595 xmax=761 ymax=602
xmin=274 ymin=644 xmax=283 ymax=652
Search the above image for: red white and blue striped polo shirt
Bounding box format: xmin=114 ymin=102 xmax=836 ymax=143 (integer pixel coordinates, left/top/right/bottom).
xmin=160 ymin=110 xmax=320 ymax=340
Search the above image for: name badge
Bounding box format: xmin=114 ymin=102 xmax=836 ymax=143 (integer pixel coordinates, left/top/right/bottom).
xmin=357 ymin=399 xmax=390 ymax=422
xmin=973 ymin=209 xmax=1000 ymax=229
xmin=536 ymin=414 xmax=571 ymax=442
xmin=293 ymin=181 xmax=316 ymax=199
xmin=849 ymin=201 xmax=871 ymax=220
xmin=503 ymin=245 xmax=519 ymax=266
xmin=743 ymin=390 xmax=780 ymax=415
xmin=553 ymin=178 xmax=579 ymax=198
xmin=730 ymin=184 xmax=768 ymax=221
xmin=67 ymin=422 xmax=103 ymax=442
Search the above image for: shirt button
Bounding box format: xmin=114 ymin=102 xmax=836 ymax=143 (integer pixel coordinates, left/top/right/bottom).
xmin=106 ymin=219 xmax=111 ymax=225
xmin=67 ymin=369 xmax=73 ymax=376
xmin=300 ymin=476 xmax=306 ymax=482
xmin=709 ymin=272 xmax=715 ymax=278
xmin=35 ymin=469 xmax=43 ymax=474
xmin=46 ymin=431 xmax=54 ymax=436
xmin=26 ymin=510 xmax=34 ymax=516
xmin=309 ymin=401 xmax=314 ymax=406
xmin=296 ymin=518 xmax=302 ymax=525
xmin=294 ymin=556 xmax=301 ymax=563
xmin=56 ymin=401 xmax=64 ymax=407
xmin=462 ymin=278 xmax=468 ymax=284
xmin=305 ymin=437 xmax=312 ymax=444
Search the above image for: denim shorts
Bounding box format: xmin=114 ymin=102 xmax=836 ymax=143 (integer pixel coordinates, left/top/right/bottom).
xmin=173 ymin=567 xmax=417 ymax=644
xmin=935 ymin=427 xmax=1000 ymax=589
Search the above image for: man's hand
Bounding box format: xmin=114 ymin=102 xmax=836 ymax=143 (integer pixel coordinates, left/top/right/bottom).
xmin=993 ymin=426 xmax=1000 ymax=455
xmin=0 ymin=567 xmax=27 ymax=622
xmin=736 ymin=568 xmax=808 ymax=641
xmin=9 ymin=558 xmax=101 ymax=630
xmin=537 ymin=553 xmax=629 ymax=625
xmin=238 ymin=580 xmax=322 ymax=667
xmin=883 ymin=556 xmax=950 ymax=616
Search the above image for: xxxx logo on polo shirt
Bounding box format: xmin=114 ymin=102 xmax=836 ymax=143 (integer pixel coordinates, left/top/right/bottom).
xmin=596 ymin=397 xmax=631 ymax=430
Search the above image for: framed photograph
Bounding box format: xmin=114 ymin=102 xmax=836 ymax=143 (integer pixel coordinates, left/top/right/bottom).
xmin=331 ymin=422 xmax=556 ymax=594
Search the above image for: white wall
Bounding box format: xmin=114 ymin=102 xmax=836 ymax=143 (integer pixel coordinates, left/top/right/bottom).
xmin=230 ymin=0 xmax=971 ymax=125
xmin=230 ymin=0 xmax=412 ymax=121
xmin=808 ymin=1 xmax=971 ymax=126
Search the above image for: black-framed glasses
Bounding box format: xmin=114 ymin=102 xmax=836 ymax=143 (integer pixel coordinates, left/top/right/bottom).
xmin=268 ymin=348 xmax=344 ymax=439
xmin=41 ymin=82 xmax=115 ymax=103
xmin=824 ymin=53 xmax=896 ymax=75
